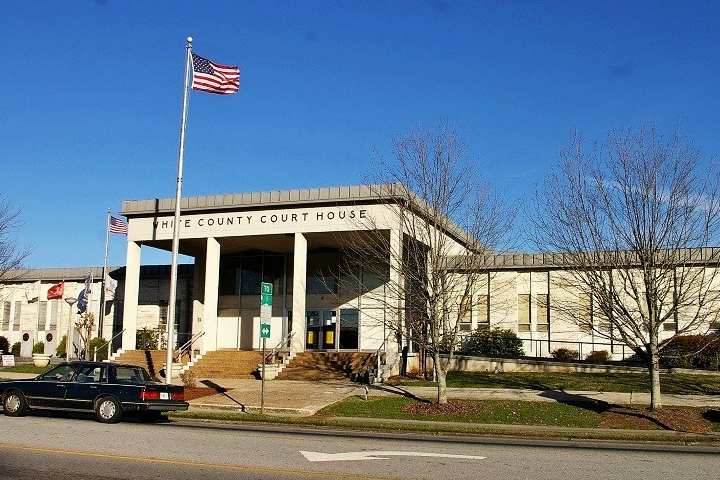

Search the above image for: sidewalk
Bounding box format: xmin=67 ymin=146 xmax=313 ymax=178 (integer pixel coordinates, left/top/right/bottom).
xmin=183 ymin=377 xmax=720 ymax=415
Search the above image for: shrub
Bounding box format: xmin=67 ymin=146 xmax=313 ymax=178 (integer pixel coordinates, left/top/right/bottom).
xmin=11 ymin=342 xmax=20 ymax=356
xmin=32 ymin=341 xmax=45 ymax=354
xmin=660 ymin=334 xmax=720 ymax=370
xmin=56 ymin=335 xmax=67 ymax=357
xmin=585 ymin=350 xmax=611 ymax=364
xmin=550 ymin=347 xmax=579 ymax=361
xmin=179 ymin=369 xmax=197 ymax=388
xmin=458 ymin=327 xmax=525 ymax=357
xmin=0 ymin=336 xmax=9 ymax=354
xmin=136 ymin=327 xmax=161 ymax=350
xmin=88 ymin=337 xmax=109 ymax=361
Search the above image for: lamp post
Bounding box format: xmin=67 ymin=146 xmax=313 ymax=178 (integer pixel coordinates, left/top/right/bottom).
xmin=64 ymin=297 xmax=77 ymax=361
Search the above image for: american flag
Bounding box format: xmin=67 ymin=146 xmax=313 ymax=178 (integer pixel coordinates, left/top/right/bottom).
xmin=109 ymin=216 xmax=128 ymax=235
xmin=191 ymin=53 xmax=240 ymax=95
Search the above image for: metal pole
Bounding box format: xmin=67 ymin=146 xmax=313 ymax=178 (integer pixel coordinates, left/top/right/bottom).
xmin=99 ymin=208 xmax=110 ymax=339
xmin=261 ymin=337 xmax=266 ymax=414
xmin=166 ymin=37 xmax=193 ymax=384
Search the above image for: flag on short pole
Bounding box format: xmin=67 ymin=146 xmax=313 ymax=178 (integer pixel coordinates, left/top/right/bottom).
xmin=109 ymin=216 xmax=128 ymax=235
xmin=191 ymin=53 xmax=240 ymax=95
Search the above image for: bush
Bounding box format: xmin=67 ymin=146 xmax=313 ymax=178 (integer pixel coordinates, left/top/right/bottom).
xmin=136 ymin=327 xmax=161 ymax=350
xmin=32 ymin=341 xmax=45 ymax=354
xmin=56 ymin=335 xmax=67 ymax=357
xmin=660 ymin=334 xmax=720 ymax=370
xmin=458 ymin=327 xmax=525 ymax=357
xmin=179 ymin=369 xmax=197 ymax=388
xmin=551 ymin=347 xmax=579 ymax=361
xmin=88 ymin=337 xmax=109 ymax=361
xmin=0 ymin=336 xmax=9 ymax=354
xmin=585 ymin=350 xmax=611 ymax=363
xmin=11 ymin=342 xmax=20 ymax=356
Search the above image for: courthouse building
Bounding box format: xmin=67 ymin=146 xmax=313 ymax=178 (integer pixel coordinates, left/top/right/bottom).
xmin=2 ymin=184 xmax=719 ymax=375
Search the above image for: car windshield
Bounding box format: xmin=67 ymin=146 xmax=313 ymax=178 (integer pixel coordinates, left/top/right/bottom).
xmin=39 ymin=364 xmax=76 ymax=382
xmin=114 ymin=366 xmax=152 ymax=382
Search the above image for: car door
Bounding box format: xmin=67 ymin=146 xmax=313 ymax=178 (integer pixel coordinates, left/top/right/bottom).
xmin=64 ymin=365 xmax=106 ymax=411
xmin=23 ymin=364 xmax=77 ymax=409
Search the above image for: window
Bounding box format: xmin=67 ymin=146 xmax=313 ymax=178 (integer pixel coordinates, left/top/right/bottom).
xmin=459 ymin=296 xmax=472 ymax=331
xmin=536 ymin=294 xmax=549 ymax=332
xmin=13 ymin=301 xmax=21 ymax=331
xmin=49 ymin=300 xmax=59 ymax=329
xmin=476 ymin=294 xmax=489 ymax=328
xmin=307 ymin=251 xmax=339 ymax=294
xmin=1 ymin=301 xmax=9 ymax=330
xmin=518 ymin=294 xmax=530 ymax=332
xmin=38 ymin=301 xmax=47 ymax=330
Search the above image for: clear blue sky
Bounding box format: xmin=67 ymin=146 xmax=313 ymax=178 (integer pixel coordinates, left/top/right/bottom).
xmin=3 ymin=1 xmax=720 ymax=268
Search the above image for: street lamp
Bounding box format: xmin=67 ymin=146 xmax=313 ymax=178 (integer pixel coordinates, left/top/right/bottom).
xmin=64 ymin=297 xmax=77 ymax=361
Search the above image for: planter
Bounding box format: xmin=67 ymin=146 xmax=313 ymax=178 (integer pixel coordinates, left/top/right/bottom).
xmin=258 ymin=363 xmax=279 ymax=380
xmin=32 ymin=353 xmax=51 ymax=368
xmin=162 ymin=362 xmax=183 ymax=378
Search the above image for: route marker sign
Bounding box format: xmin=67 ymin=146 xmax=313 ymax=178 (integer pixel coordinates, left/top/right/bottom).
xmin=260 ymin=323 xmax=271 ymax=338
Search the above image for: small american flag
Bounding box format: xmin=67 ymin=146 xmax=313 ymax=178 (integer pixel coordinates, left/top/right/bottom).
xmin=191 ymin=53 xmax=240 ymax=95
xmin=109 ymin=216 xmax=128 ymax=235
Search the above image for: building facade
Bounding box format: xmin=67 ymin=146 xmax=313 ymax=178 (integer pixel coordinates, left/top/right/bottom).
xmin=3 ymin=184 xmax=719 ymax=373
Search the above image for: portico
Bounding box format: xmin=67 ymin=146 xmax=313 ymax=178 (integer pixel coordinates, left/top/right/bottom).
xmin=118 ymin=185 xmax=420 ymax=368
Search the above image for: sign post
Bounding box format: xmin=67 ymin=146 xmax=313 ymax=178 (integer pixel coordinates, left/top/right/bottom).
xmin=260 ymin=282 xmax=272 ymax=414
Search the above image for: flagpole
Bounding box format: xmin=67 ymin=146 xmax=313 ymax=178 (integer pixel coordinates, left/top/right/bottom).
xmin=99 ymin=208 xmax=110 ymax=341
xmin=166 ymin=37 xmax=193 ymax=384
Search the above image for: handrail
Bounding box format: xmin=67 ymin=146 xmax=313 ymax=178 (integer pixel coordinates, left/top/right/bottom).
xmin=93 ymin=329 xmax=126 ymax=361
xmin=267 ymin=331 xmax=295 ymax=363
xmin=173 ymin=331 xmax=205 ymax=363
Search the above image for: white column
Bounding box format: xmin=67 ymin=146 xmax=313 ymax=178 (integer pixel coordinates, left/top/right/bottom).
xmin=191 ymin=254 xmax=206 ymax=352
xmin=203 ymin=237 xmax=221 ymax=352
xmin=386 ymin=229 xmax=403 ymax=374
xmin=291 ymin=233 xmax=307 ymax=355
xmin=121 ymin=241 xmax=141 ymax=350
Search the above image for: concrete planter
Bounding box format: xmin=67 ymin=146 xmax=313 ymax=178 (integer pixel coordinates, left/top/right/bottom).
xmin=258 ymin=363 xmax=279 ymax=380
xmin=32 ymin=353 xmax=51 ymax=368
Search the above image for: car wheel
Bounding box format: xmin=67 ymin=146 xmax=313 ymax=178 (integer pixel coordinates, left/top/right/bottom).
xmin=95 ymin=396 xmax=122 ymax=423
xmin=3 ymin=390 xmax=28 ymax=417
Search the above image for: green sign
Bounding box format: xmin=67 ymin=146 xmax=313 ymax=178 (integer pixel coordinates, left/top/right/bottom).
xmin=260 ymin=323 xmax=271 ymax=338
xmin=261 ymin=282 xmax=273 ymax=306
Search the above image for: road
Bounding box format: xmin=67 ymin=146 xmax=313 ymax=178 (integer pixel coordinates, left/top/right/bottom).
xmin=0 ymin=412 xmax=717 ymax=480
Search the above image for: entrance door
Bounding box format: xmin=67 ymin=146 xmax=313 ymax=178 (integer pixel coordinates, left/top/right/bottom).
xmin=305 ymin=309 xmax=336 ymax=350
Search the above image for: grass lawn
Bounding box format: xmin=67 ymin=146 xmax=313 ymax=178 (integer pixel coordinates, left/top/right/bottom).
xmin=387 ymin=371 xmax=720 ymax=395
xmin=0 ymin=364 xmax=51 ymax=375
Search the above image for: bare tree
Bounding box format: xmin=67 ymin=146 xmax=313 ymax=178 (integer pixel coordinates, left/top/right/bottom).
xmin=0 ymin=195 xmax=30 ymax=281
xmin=345 ymin=124 xmax=513 ymax=404
xmin=532 ymin=127 xmax=720 ymax=410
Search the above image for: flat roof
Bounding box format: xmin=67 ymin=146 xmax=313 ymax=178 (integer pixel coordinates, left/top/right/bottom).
xmin=121 ymin=184 xmax=398 ymax=216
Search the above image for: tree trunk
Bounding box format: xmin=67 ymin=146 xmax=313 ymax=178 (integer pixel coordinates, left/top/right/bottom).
xmin=433 ymin=350 xmax=448 ymax=404
xmin=648 ymin=342 xmax=662 ymax=410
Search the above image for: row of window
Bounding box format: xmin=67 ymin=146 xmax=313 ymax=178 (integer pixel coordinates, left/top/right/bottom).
xmin=0 ymin=300 xmax=61 ymax=331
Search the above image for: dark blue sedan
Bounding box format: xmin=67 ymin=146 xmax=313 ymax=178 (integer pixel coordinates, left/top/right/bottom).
xmin=1 ymin=361 xmax=188 ymax=423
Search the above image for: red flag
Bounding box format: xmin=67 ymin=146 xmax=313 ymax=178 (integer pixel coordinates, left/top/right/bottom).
xmin=47 ymin=282 xmax=64 ymax=300
xmin=191 ymin=53 xmax=240 ymax=95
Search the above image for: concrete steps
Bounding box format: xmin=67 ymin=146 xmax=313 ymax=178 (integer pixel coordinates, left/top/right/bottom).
xmin=276 ymin=352 xmax=376 ymax=381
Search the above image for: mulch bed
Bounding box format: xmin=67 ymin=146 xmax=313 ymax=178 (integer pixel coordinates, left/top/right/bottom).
xmin=183 ymin=386 xmax=230 ymax=401
xmin=402 ymin=399 xmax=716 ymax=434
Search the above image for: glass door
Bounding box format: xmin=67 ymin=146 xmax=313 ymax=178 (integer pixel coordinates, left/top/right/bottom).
xmin=306 ymin=309 xmax=337 ymax=350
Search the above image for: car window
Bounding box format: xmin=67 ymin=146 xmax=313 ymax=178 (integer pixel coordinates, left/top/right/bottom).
xmin=75 ymin=365 xmax=105 ymax=383
xmin=115 ymin=366 xmax=151 ymax=382
xmin=39 ymin=364 xmax=76 ymax=382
